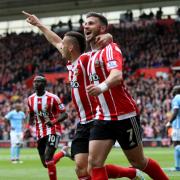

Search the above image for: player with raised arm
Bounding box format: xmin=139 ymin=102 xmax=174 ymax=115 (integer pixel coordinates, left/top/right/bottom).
xmin=27 ymin=75 xmax=69 ymax=180
xmin=84 ymin=12 xmax=169 ymax=180
xmin=4 ymin=100 xmax=25 ymax=164
xmin=167 ymin=85 xmax=180 ymax=171
xmin=23 ymin=11 xmax=145 ymax=180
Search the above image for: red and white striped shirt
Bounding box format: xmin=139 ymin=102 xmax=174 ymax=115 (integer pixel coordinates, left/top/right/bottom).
xmin=87 ymin=43 xmax=139 ymax=121
xmin=67 ymin=53 xmax=100 ymax=124
xmin=27 ymin=91 xmax=66 ymax=140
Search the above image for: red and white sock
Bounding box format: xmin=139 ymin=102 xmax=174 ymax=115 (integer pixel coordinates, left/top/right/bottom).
xmin=105 ymin=164 xmax=136 ymax=179
xmin=143 ymin=158 xmax=169 ymax=180
xmin=91 ymin=166 xmax=108 ymax=180
xmin=46 ymin=160 xmax=57 ymax=180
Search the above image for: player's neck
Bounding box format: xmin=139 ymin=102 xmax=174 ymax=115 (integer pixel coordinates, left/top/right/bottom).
xmin=36 ymin=90 xmax=46 ymax=96
xmin=90 ymin=41 xmax=99 ymax=51
xmin=70 ymin=52 xmax=80 ymax=62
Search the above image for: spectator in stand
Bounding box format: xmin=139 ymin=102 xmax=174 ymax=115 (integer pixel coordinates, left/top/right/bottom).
xmin=156 ymin=7 xmax=163 ymax=20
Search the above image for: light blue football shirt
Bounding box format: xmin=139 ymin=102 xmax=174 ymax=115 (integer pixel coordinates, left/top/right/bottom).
xmin=5 ymin=110 xmax=25 ymax=133
xmin=172 ymin=94 xmax=180 ymax=129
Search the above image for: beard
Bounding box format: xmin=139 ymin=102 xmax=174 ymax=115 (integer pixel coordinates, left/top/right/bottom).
xmin=85 ymin=29 xmax=101 ymax=43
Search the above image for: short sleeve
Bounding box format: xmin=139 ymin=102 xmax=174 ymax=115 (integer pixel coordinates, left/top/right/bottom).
xmin=172 ymin=96 xmax=180 ymax=110
xmin=5 ymin=112 xmax=12 ymax=120
xmin=103 ymin=43 xmax=123 ymax=72
xmin=27 ymin=98 xmax=33 ymax=113
xmin=53 ymin=95 xmax=66 ymax=113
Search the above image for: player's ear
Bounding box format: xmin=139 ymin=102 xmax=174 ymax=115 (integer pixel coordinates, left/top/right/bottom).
xmin=100 ymin=25 xmax=106 ymax=34
xmin=68 ymin=44 xmax=73 ymax=52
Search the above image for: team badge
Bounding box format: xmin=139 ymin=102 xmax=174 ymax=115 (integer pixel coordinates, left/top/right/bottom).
xmin=74 ymin=69 xmax=79 ymax=76
xmin=95 ymin=60 xmax=100 ymax=67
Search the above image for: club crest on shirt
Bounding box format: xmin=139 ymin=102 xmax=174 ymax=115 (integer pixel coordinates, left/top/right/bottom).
xmin=94 ymin=60 xmax=100 ymax=67
xmin=107 ymin=60 xmax=117 ymax=69
xmin=74 ymin=69 xmax=79 ymax=76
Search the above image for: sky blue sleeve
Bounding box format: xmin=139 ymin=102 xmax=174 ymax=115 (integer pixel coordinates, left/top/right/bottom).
xmin=172 ymin=96 xmax=180 ymax=110
xmin=4 ymin=111 xmax=12 ymax=120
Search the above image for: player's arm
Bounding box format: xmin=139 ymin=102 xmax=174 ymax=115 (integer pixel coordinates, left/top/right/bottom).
xmin=95 ymin=33 xmax=113 ymax=48
xmin=22 ymin=11 xmax=62 ymax=53
xmin=45 ymin=96 xmax=68 ymax=127
xmin=166 ymin=96 xmax=180 ymax=127
xmin=4 ymin=118 xmax=10 ymax=131
xmin=45 ymin=112 xmax=68 ymax=127
xmin=55 ymin=112 xmax=68 ymax=123
xmin=168 ymin=108 xmax=179 ymax=125
xmin=87 ymin=44 xmax=123 ymax=96
xmin=87 ymin=69 xmax=122 ymax=96
xmin=27 ymin=112 xmax=35 ymax=125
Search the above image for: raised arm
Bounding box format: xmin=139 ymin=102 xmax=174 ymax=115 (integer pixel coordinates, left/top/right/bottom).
xmin=22 ymin=11 xmax=62 ymax=53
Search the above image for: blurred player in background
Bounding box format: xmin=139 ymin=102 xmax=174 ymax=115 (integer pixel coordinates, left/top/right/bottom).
xmin=167 ymin=85 xmax=180 ymax=171
xmin=4 ymin=100 xmax=25 ymax=164
xmin=27 ymin=75 xmax=69 ymax=180
xmin=85 ymin=12 xmax=169 ymax=180
xmin=23 ymin=11 xmax=145 ymax=180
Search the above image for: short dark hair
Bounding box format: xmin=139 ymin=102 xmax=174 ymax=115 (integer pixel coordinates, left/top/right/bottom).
xmin=65 ymin=31 xmax=86 ymax=53
xmin=172 ymin=85 xmax=180 ymax=95
xmin=86 ymin=12 xmax=108 ymax=27
xmin=34 ymin=74 xmax=47 ymax=84
xmin=36 ymin=73 xmax=45 ymax=78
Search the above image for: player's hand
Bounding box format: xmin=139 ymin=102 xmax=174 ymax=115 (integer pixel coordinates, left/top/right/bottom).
xmin=95 ymin=33 xmax=113 ymax=48
xmin=45 ymin=120 xmax=53 ymax=127
xmin=22 ymin=11 xmax=42 ymax=27
xmin=166 ymin=122 xmax=171 ymax=128
xmin=86 ymin=84 xmax=102 ymax=96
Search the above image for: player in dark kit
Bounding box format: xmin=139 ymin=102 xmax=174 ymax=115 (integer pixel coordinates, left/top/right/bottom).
xmin=27 ymin=75 xmax=69 ymax=180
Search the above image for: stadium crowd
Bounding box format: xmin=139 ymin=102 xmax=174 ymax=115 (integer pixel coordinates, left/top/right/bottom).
xmin=0 ymin=17 xmax=179 ymax=144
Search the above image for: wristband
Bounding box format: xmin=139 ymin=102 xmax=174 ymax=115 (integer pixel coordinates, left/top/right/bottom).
xmin=98 ymin=82 xmax=108 ymax=92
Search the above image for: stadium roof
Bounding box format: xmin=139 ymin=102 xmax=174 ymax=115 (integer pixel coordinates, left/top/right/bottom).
xmin=0 ymin=0 xmax=180 ymax=21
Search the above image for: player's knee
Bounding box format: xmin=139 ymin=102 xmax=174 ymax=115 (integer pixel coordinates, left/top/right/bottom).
xmin=44 ymin=154 xmax=53 ymax=162
xmin=129 ymin=157 xmax=147 ymax=169
xmin=75 ymin=160 xmax=88 ymax=176
xmin=88 ymin=155 xmax=102 ymax=168
xmin=75 ymin=166 xmax=88 ymax=177
xmin=42 ymin=162 xmax=47 ymax=168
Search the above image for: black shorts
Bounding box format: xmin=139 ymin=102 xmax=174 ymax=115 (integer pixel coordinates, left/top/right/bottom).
xmin=37 ymin=134 xmax=60 ymax=156
xmin=89 ymin=116 xmax=142 ymax=150
xmin=71 ymin=121 xmax=94 ymax=159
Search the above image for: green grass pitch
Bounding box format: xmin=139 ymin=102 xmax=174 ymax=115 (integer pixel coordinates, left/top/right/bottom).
xmin=0 ymin=147 xmax=179 ymax=179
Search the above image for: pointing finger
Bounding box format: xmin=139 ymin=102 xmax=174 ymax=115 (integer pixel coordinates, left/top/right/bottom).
xmin=22 ymin=11 xmax=32 ymax=17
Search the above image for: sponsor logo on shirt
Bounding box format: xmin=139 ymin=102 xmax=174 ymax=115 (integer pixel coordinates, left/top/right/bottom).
xmin=89 ymin=73 xmax=100 ymax=82
xmin=107 ymin=60 xmax=117 ymax=69
xmin=95 ymin=60 xmax=100 ymax=67
xmin=37 ymin=111 xmax=49 ymax=117
xmin=70 ymin=81 xmax=80 ymax=88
